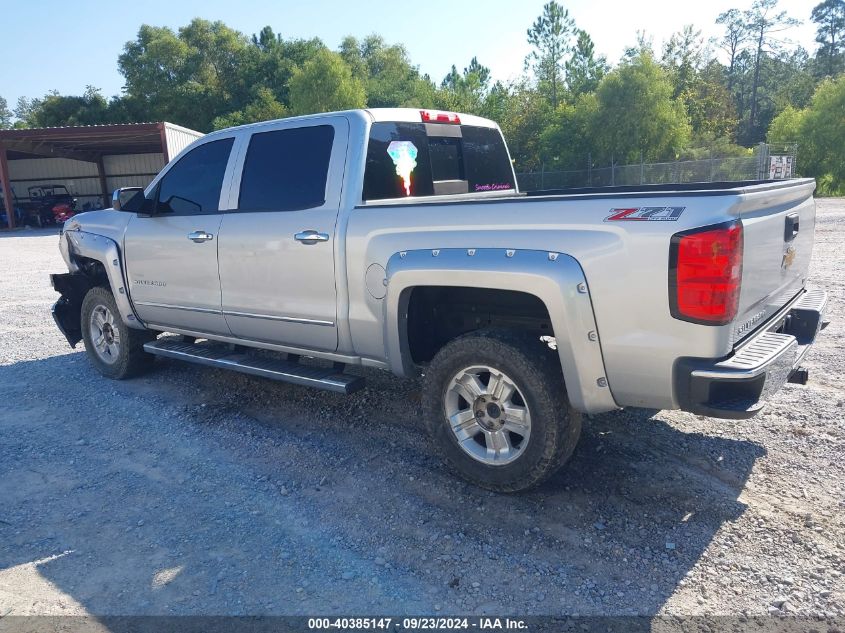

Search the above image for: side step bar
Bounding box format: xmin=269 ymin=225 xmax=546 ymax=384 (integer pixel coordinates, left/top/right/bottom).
xmin=143 ymin=338 xmax=365 ymax=394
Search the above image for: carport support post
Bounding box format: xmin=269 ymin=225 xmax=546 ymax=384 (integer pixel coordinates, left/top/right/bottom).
xmin=0 ymin=145 xmax=15 ymax=229
xmin=96 ymin=155 xmax=110 ymax=209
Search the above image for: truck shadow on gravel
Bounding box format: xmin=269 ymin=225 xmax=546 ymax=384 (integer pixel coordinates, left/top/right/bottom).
xmin=0 ymin=354 xmax=766 ymax=616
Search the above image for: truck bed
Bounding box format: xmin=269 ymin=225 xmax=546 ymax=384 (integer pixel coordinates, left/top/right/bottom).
xmin=350 ymin=177 xmax=817 ymax=411
xmin=524 ymin=179 xmax=798 ymax=198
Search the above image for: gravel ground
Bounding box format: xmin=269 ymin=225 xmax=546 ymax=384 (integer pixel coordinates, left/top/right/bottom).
xmin=0 ymin=200 xmax=842 ymax=619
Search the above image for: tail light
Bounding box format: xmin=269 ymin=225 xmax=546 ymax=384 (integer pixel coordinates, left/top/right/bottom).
xmin=420 ymin=109 xmax=461 ymax=124
xmin=669 ymin=221 xmax=743 ymax=325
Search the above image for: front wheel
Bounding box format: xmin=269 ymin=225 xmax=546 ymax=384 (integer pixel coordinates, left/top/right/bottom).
xmin=80 ymin=286 xmax=155 ymax=379
xmin=422 ymin=329 xmax=582 ymax=493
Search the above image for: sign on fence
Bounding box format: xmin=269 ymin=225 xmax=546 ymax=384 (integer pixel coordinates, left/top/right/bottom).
xmin=769 ymin=156 xmax=794 ymax=179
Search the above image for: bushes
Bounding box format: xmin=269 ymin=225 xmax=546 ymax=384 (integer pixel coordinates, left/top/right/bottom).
xmin=769 ymin=76 xmax=845 ymax=195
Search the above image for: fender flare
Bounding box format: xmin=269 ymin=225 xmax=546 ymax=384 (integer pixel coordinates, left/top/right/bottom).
xmin=62 ymin=229 xmax=146 ymax=330
xmin=383 ymin=248 xmax=618 ymax=415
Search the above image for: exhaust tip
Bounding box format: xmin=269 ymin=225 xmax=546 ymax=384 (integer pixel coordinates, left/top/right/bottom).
xmin=788 ymin=367 xmax=809 ymax=385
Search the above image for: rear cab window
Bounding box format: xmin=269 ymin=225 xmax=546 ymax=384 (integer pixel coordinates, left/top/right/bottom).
xmin=363 ymin=116 xmax=515 ymax=202
xmin=238 ymin=125 xmax=335 ymax=212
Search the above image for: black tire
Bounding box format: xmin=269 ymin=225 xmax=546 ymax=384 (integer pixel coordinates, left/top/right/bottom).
xmin=422 ymin=329 xmax=582 ymax=493
xmin=80 ymin=286 xmax=156 ymax=380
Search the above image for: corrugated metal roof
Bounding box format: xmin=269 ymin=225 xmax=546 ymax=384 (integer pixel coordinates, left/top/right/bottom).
xmin=2 ymin=122 xmax=161 ymax=132
xmin=0 ymin=122 xmax=203 ymax=160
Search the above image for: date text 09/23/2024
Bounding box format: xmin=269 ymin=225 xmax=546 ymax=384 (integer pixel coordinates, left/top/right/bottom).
xmin=307 ymin=617 xmax=528 ymax=630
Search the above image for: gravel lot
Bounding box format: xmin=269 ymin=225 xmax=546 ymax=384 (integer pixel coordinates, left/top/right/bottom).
xmin=0 ymin=199 xmax=842 ymax=619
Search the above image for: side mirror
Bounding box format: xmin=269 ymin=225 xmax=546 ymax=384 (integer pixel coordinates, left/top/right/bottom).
xmin=112 ymin=187 xmax=144 ymax=211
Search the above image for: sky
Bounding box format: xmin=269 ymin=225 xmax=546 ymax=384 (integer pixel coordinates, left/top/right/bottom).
xmin=0 ymin=0 xmax=822 ymax=111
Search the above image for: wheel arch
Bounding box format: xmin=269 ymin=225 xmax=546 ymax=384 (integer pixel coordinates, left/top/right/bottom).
xmin=60 ymin=229 xmax=146 ymax=331
xmin=383 ymin=248 xmax=619 ymax=415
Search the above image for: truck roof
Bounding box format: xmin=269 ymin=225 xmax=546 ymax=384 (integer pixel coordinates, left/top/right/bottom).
xmin=364 ymin=108 xmax=498 ymax=128
xmin=206 ymin=108 xmax=499 ymax=138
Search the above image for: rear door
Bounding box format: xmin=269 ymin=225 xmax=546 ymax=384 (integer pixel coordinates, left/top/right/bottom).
xmin=734 ymin=180 xmax=816 ymax=342
xmin=217 ymin=117 xmax=349 ymax=351
xmin=124 ymin=136 xmax=235 ymax=335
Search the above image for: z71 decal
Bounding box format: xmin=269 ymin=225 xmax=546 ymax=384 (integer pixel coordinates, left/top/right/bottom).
xmin=604 ymin=206 xmax=686 ymax=222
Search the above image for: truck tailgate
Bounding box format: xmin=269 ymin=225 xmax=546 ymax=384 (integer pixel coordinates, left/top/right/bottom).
xmin=732 ymin=179 xmax=816 ymax=344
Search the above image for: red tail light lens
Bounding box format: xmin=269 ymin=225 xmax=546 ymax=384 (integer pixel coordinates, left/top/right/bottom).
xmin=669 ymin=221 xmax=743 ymax=325
xmin=420 ymin=109 xmax=461 ymax=124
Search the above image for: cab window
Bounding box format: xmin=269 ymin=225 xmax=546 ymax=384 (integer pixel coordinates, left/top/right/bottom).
xmin=238 ymin=125 xmax=335 ymax=212
xmin=363 ymin=122 xmax=515 ymax=201
xmin=155 ymin=138 xmax=234 ymax=215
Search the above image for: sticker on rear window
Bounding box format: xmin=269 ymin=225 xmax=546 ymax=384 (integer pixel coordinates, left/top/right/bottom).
xmin=475 ymin=183 xmax=513 ymax=192
xmin=604 ymin=206 xmax=685 ymax=222
xmin=386 ymin=141 xmax=418 ymax=196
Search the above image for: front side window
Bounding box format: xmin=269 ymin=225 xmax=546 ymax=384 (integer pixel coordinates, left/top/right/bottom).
xmin=238 ymin=125 xmax=335 ymax=212
xmin=156 ymin=138 xmax=234 ymax=216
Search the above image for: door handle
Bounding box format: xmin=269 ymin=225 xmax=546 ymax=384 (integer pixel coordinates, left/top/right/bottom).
xmin=294 ymin=230 xmax=330 ymax=245
xmin=784 ymin=213 xmax=799 ymax=241
xmin=187 ymin=230 xmax=214 ymax=243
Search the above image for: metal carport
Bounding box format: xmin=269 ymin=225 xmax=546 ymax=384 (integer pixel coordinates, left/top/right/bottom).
xmin=0 ymin=122 xmax=202 ymax=229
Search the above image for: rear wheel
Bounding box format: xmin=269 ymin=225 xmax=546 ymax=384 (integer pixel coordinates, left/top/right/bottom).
xmin=422 ymin=329 xmax=582 ymax=492
xmin=81 ymin=286 xmax=155 ymax=379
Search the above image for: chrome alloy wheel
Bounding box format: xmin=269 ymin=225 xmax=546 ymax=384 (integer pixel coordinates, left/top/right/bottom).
xmin=443 ymin=365 xmax=532 ymax=466
xmin=89 ymin=304 xmax=121 ymax=364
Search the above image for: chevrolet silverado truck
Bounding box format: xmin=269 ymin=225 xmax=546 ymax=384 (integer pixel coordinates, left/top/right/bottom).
xmin=50 ymin=108 xmax=827 ymax=492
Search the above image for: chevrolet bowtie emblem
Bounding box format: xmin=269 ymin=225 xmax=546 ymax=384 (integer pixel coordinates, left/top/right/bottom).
xmin=782 ymin=246 xmax=797 ymax=269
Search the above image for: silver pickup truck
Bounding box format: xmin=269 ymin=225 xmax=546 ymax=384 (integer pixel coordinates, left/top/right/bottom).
xmin=50 ymin=108 xmax=827 ymax=491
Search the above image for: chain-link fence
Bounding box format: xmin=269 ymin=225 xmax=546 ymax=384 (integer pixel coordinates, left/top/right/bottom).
xmin=516 ymin=143 xmax=798 ymax=192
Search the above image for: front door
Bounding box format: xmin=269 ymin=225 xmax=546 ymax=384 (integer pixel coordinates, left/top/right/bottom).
xmin=124 ymin=137 xmax=235 ymax=335
xmin=218 ymin=118 xmax=348 ymax=351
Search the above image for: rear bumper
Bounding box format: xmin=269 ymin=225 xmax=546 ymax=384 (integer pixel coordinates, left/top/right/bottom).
xmin=675 ymin=288 xmax=827 ymax=419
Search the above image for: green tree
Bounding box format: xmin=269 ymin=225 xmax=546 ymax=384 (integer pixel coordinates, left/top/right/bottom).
xmin=662 ymin=25 xmax=704 ymax=99
xmin=767 ymin=104 xmax=804 ymax=142
xmin=682 ymin=62 xmax=738 ymax=140
xmin=526 ymin=1 xmax=577 ymax=107
xmin=341 ymin=35 xmax=435 ymax=107
xmin=13 ymin=97 xmax=38 ymax=127
xmin=540 ymin=93 xmax=597 ymax=170
xmin=660 ymin=27 xmax=739 ymax=141
xmin=211 ymin=87 xmax=287 ymax=130
xmin=811 ymin=0 xmax=845 ymax=76
xmin=716 ymin=9 xmax=749 ymax=92
xmin=247 ymin=33 xmax=326 ymax=107
xmin=0 ymin=96 xmax=11 ymax=128
xmin=437 ymin=57 xmax=492 ymax=113
xmin=118 ymin=19 xmax=253 ymax=131
xmin=477 ymin=80 xmax=513 ymax=123
xmin=17 ymin=86 xmax=112 ymax=127
xmin=288 ymin=49 xmax=366 ymax=115
xmin=494 ymin=81 xmax=553 ymax=172
xmin=743 ymin=0 xmax=800 ymax=139
xmin=768 ymin=76 xmax=845 ymax=194
xmin=588 ymin=51 xmax=691 ymax=164
xmin=565 ymin=30 xmax=608 ymax=96
xmin=623 ymin=31 xmax=656 ymax=61
xmin=118 ymin=24 xmax=193 ymax=124
xmin=771 ymin=48 xmax=817 ymax=110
